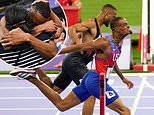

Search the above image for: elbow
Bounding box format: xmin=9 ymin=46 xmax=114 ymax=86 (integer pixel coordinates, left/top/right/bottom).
xmin=51 ymin=50 xmax=58 ymax=58
xmin=44 ymin=48 xmax=58 ymax=60
xmin=50 ymin=49 xmax=58 ymax=59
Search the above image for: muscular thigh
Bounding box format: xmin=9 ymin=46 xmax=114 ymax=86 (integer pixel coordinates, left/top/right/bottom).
xmin=53 ymin=71 xmax=72 ymax=91
xmin=62 ymin=52 xmax=89 ymax=85
xmin=107 ymin=98 xmax=127 ymax=114
xmin=106 ymin=82 xmax=119 ymax=106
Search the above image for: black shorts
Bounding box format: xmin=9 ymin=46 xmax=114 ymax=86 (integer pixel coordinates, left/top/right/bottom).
xmin=53 ymin=52 xmax=94 ymax=90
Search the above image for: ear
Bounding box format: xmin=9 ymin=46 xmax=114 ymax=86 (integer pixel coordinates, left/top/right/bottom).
xmin=104 ymin=13 xmax=108 ymax=20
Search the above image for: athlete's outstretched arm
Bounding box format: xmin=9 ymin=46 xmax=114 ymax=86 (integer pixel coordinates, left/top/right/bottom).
xmin=60 ymin=37 xmax=110 ymax=54
xmin=114 ymin=63 xmax=134 ymax=89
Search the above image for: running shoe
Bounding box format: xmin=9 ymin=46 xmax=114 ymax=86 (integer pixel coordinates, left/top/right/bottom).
xmin=9 ymin=68 xmax=36 ymax=79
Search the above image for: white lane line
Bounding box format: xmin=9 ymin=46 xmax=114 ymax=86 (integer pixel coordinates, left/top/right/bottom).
xmin=1 ymin=96 xmax=154 ymax=100
xmin=0 ymin=73 xmax=153 ymax=78
xmin=0 ymin=85 xmax=151 ymax=89
xmin=112 ymin=86 xmax=139 ymax=88
xmin=0 ymin=87 xmax=36 ymax=89
xmin=0 ymin=97 xmax=46 ymax=100
xmin=56 ymin=110 xmax=60 ymax=115
xmin=0 ymin=107 xmax=100 ymax=111
xmin=121 ymin=96 xmax=154 ymax=99
xmin=0 ymin=108 xmax=54 ymax=111
xmin=131 ymin=76 xmax=146 ymax=115
xmin=137 ymin=107 xmax=154 ymax=109
xmin=145 ymin=79 xmax=154 ymax=90
xmin=106 ymin=106 xmax=154 ymax=110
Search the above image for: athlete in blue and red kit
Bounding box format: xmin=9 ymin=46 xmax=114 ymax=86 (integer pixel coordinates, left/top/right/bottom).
xmin=12 ymin=17 xmax=134 ymax=115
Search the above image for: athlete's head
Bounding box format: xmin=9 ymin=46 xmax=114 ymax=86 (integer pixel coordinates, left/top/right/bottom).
xmin=101 ymin=4 xmax=117 ymax=27
xmin=30 ymin=1 xmax=50 ymax=24
xmin=5 ymin=5 xmax=35 ymax=33
xmin=110 ymin=17 xmax=132 ymax=37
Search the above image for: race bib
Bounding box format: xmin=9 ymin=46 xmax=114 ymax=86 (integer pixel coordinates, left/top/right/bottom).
xmin=106 ymin=91 xmax=116 ymax=99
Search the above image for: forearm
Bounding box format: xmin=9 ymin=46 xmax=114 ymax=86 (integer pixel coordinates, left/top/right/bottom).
xmin=28 ymin=34 xmax=58 ymax=59
xmin=68 ymin=26 xmax=81 ymax=44
xmin=32 ymin=27 xmax=44 ymax=37
xmin=114 ymin=63 xmax=124 ymax=80
xmin=50 ymin=10 xmax=62 ymax=28
xmin=60 ymin=41 xmax=94 ymax=54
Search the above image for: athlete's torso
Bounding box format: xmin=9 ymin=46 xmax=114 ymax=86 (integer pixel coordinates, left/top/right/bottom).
xmin=63 ymin=18 xmax=102 ymax=67
xmin=81 ymin=18 xmax=101 ymax=58
xmin=95 ymin=35 xmax=122 ymax=74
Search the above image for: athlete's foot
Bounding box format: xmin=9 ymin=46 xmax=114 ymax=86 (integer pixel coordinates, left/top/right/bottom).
xmin=9 ymin=68 xmax=36 ymax=80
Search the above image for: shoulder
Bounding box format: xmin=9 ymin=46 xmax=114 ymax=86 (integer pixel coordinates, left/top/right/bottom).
xmin=76 ymin=18 xmax=95 ymax=27
xmin=93 ymin=37 xmax=110 ymax=49
xmin=95 ymin=37 xmax=109 ymax=45
xmin=82 ymin=18 xmax=95 ymax=25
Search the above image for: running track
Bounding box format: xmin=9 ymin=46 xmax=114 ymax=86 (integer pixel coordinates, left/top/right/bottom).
xmin=0 ymin=73 xmax=154 ymax=115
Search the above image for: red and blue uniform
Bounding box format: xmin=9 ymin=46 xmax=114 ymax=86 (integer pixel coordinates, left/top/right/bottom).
xmin=95 ymin=35 xmax=121 ymax=105
xmin=72 ymin=35 xmax=121 ymax=105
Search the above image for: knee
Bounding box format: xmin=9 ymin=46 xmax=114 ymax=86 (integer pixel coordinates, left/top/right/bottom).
xmin=56 ymin=102 xmax=68 ymax=112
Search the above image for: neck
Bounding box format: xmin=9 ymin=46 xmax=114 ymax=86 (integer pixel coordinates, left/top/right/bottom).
xmin=112 ymin=32 xmax=123 ymax=46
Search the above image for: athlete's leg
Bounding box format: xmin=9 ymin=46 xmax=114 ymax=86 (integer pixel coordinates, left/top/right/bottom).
xmin=82 ymin=96 xmax=96 ymax=115
xmin=53 ymin=70 xmax=72 ymax=94
xmin=35 ymin=68 xmax=53 ymax=87
xmin=107 ymin=98 xmax=130 ymax=115
xmin=54 ymin=52 xmax=96 ymax=115
xmin=28 ymin=77 xmax=81 ymax=111
xmin=106 ymin=82 xmax=130 ymax=115
xmin=53 ymin=52 xmax=85 ymax=93
xmin=82 ymin=70 xmax=100 ymax=115
xmin=35 ymin=67 xmax=72 ymax=94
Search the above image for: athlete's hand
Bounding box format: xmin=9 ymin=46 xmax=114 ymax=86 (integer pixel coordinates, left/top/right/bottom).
xmin=33 ymin=20 xmax=58 ymax=36
xmin=54 ymin=61 xmax=63 ymax=68
xmin=122 ymin=77 xmax=134 ymax=89
xmin=0 ymin=28 xmax=30 ymax=48
xmin=1 ymin=28 xmax=30 ymax=46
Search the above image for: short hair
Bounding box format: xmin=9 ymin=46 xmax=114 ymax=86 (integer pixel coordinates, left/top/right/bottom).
xmin=5 ymin=5 xmax=35 ymax=33
xmin=31 ymin=1 xmax=50 ymax=19
xmin=110 ymin=17 xmax=124 ymax=30
xmin=102 ymin=4 xmax=117 ymax=11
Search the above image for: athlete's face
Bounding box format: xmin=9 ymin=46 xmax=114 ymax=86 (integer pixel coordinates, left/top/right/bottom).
xmin=116 ymin=18 xmax=132 ymax=36
xmin=30 ymin=7 xmax=49 ymax=24
xmin=104 ymin=10 xmax=117 ymax=27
